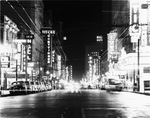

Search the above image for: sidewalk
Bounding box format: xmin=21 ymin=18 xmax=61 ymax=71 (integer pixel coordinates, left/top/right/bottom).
xmin=123 ymin=89 xmax=150 ymax=96
xmin=0 ymin=90 xmax=10 ymax=97
xmin=133 ymin=91 xmax=150 ymax=96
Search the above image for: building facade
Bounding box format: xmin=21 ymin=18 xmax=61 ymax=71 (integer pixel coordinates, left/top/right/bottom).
xmin=85 ymin=44 xmax=103 ymax=86
xmin=0 ymin=0 xmax=44 ymax=89
xmin=107 ymin=0 xmax=150 ymax=93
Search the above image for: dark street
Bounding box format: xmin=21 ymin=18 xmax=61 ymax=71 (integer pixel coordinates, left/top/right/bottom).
xmin=0 ymin=90 xmax=150 ymax=118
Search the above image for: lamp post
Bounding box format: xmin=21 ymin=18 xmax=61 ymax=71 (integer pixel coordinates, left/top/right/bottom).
xmin=25 ymin=42 xmax=28 ymax=81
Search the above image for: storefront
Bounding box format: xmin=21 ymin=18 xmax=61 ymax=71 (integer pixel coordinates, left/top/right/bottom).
xmin=117 ymin=47 xmax=150 ymax=93
xmin=0 ymin=15 xmax=19 ymax=89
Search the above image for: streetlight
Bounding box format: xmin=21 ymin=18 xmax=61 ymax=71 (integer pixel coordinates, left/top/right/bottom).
xmin=46 ymin=70 xmax=50 ymax=75
xmin=63 ymin=37 xmax=67 ymax=41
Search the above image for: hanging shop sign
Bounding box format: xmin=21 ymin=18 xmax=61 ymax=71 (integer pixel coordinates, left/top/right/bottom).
xmin=25 ymin=34 xmax=34 ymax=39
xmin=57 ymin=55 xmax=61 ymax=77
xmin=129 ymin=1 xmax=140 ymax=43
xmin=41 ymin=27 xmax=55 ymax=35
xmin=41 ymin=27 xmax=55 ymax=67
xmin=25 ymin=34 xmax=34 ymax=62
xmin=47 ymin=34 xmax=51 ymax=65
xmin=1 ymin=56 xmax=10 ymax=68
xmin=107 ymin=32 xmax=117 ymax=61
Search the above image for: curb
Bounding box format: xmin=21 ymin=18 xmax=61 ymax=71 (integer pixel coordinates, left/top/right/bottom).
xmin=123 ymin=89 xmax=150 ymax=96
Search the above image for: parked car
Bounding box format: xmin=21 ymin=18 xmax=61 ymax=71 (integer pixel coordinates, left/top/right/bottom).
xmin=30 ymin=81 xmax=37 ymax=93
xmin=45 ymin=82 xmax=52 ymax=91
xmin=105 ymin=78 xmax=123 ymax=92
xmin=35 ymin=81 xmax=41 ymax=92
xmin=9 ymin=81 xmax=27 ymax=95
xmin=24 ymin=81 xmax=37 ymax=94
xmin=40 ymin=82 xmax=47 ymax=91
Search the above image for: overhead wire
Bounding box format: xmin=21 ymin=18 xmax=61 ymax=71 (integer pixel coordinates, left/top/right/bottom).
xmin=6 ymin=0 xmax=44 ymax=45
xmin=6 ymin=0 xmax=130 ymax=66
xmin=5 ymin=0 xmax=31 ymax=31
xmin=15 ymin=0 xmax=41 ymax=34
xmin=6 ymin=0 xmax=67 ymax=61
xmin=5 ymin=0 xmax=64 ymax=66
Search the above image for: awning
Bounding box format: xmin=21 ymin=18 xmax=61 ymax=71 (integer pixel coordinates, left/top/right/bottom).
xmin=6 ymin=72 xmax=29 ymax=78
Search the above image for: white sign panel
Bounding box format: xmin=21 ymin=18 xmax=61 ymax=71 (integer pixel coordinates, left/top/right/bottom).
xmin=107 ymin=32 xmax=117 ymax=60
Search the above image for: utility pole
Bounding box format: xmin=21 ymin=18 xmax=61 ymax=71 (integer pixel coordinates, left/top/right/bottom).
xmin=137 ymin=23 xmax=147 ymax=92
xmin=137 ymin=38 xmax=140 ymax=91
xmin=16 ymin=60 xmax=18 ymax=81
xmin=25 ymin=40 xmax=28 ymax=81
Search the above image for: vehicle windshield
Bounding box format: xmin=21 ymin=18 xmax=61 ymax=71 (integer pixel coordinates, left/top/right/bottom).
xmin=11 ymin=81 xmax=24 ymax=85
xmin=31 ymin=82 xmax=34 ymax=85
xmin=25 ymin=81 xmax=29 ymax=85
xmin=108 ymin=79 xmax=122 ymax=85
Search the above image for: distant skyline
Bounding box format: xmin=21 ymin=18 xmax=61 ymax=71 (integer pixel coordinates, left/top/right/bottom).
xmin=43 ymin=1 xmax=112 ymax=79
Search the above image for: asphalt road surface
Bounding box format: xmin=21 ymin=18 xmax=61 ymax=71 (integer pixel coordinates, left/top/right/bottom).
xmin=0 ymin=89 xmax=150 ymax=118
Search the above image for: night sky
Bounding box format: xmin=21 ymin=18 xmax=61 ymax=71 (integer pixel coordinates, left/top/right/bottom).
xmin=43 ymin=0 xmax=112 ymax=80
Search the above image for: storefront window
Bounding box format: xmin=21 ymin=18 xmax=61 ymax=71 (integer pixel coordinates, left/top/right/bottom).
xmin=144 ymin=81 xmax=150 ymax=87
